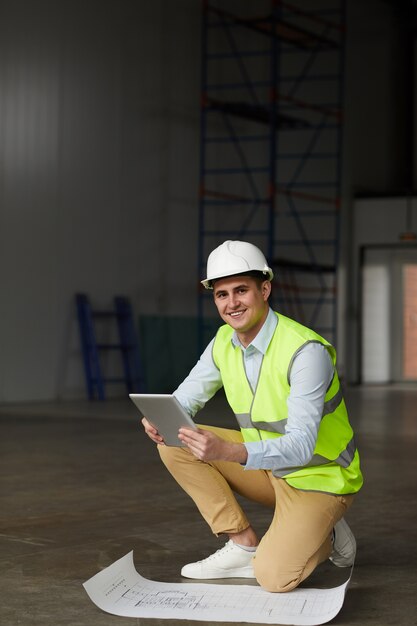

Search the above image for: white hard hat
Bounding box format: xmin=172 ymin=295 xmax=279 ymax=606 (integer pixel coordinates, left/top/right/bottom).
xmin=201 ymin=240 xmax=274 ymax=289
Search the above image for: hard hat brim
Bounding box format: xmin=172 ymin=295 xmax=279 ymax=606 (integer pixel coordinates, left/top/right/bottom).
xmin=201 ymin=268 xmax=274 ymax=290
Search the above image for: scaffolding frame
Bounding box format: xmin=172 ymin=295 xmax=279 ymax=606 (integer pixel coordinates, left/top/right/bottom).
xmin=198 ymin=0 xmax=345 ymax=350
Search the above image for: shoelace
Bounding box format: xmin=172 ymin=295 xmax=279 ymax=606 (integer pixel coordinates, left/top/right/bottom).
xmin=198 ymin=541 xmax=234 ymax=563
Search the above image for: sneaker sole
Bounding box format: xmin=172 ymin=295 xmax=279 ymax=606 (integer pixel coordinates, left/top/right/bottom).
xmin=181 ymin=566 xmax=255 ymax=580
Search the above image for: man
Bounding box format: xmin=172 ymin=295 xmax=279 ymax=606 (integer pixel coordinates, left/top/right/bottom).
xmin=142 ymin=240 xmax=363 ymax=593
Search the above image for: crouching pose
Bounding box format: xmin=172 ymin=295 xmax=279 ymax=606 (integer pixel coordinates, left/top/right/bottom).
xmin=142 ymin=240 xmax=363 ymax=592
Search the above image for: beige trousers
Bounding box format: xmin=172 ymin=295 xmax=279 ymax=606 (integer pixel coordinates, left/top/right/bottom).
xmin=158 ymin=425 xmax=353 ymax=592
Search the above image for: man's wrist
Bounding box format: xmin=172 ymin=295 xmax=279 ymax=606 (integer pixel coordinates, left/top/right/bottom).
xmin=225 ymin=442 xmax=248 ymax=464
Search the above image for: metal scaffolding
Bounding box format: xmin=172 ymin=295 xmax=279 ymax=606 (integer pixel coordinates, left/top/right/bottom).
xmin=198 ymin=0 xmax=345 ymax=349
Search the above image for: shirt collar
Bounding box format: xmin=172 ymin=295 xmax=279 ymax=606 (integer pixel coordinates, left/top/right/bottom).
xmin=231 ymin=307 xmax=277 ymax=354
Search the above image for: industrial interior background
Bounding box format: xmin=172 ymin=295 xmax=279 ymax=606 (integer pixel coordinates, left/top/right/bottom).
xmin=1 ymin=1 xmax=416 ymax=625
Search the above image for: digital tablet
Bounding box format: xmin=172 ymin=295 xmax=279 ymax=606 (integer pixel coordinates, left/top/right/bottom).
xmin=129 ymin=393 xmax=197 ymax=446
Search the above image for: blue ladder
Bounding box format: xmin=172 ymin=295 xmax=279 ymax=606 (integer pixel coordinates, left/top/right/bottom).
xmin=76 ymin=294 xmax=145 ymax=400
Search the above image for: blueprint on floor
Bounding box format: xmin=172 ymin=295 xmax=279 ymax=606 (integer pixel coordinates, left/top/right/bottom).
xmin=83 ymin=551 xmax=352 ymax=625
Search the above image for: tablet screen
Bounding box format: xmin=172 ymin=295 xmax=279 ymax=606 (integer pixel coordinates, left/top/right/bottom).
xmin=130 ymin=393 xmax=197 ymax=446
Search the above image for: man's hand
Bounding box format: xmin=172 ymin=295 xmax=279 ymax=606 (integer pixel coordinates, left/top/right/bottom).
xmin=178 ymin=427 xmax=248 ymax=463
xmin=141 ymin=417 xmax=165 ymax=445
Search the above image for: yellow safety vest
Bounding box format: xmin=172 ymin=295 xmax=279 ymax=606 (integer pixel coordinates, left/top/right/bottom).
xmin=212 ymin=312 xmax=363 ymax=495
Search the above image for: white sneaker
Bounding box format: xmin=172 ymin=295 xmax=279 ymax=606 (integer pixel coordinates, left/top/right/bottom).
xmin=181 ymin=540 xmax=256 ymax=579
xmin=329 ymin=518 xmax=356 ymax=567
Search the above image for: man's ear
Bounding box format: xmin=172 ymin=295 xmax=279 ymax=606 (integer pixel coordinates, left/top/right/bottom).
xmin=262 ymin=280 xmax=271 ymax=300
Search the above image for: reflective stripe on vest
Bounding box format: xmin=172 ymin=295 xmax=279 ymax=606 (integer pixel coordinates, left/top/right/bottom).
xmin=235 ymin=385 xmax=344 ymax=434
xmin=272 ymin=436 xmax=357 ymax=477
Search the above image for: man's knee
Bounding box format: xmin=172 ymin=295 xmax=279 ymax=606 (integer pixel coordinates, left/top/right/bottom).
xmin=253 ymin=559 xmax=302 ymax=593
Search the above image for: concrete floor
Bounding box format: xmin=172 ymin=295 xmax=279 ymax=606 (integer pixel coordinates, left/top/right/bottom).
xmin=1 ymin=385 xmax=417 ymax=626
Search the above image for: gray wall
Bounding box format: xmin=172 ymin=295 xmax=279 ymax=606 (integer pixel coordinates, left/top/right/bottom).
xmin=0 ymin=0 xmax=414 ymax=401
xmin=0 ymin=0 xmax=200 ymax=401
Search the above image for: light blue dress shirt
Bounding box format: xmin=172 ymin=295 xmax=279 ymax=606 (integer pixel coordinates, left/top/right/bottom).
xmin=174 ymin=308 xmax=334 ymax=472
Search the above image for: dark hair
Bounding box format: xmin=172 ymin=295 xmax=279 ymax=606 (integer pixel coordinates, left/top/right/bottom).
xmin=211 ymin=270 xmax=269 ymax=287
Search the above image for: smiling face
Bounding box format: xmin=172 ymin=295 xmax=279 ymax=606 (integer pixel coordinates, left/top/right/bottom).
xmin=213 ymin=275 xmax=271 ymax=347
